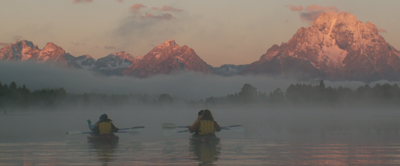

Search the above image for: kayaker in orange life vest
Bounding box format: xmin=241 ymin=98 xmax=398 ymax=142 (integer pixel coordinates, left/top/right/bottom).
xmin=189 ymin=109 xmax=221 ymax=136
xmin=87 ymin=114 xmax=119 ymax=135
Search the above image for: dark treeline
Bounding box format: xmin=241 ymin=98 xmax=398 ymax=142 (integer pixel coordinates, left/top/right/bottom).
xmin=1 ymin=80 xmax=400 ymax=110
xmin=0 ymin=81 xmax=163 ymax=110
xmin=201 ymin=80 xmax=400 ymax=106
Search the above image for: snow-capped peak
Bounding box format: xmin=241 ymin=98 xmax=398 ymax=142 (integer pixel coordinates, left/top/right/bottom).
xmin=41 ymin=42 xmax=65 ymax=54
xmin=111 ymin=51 xmax=134 ymax=60
xmin=84 ymin=54 xmax=92 ymax=59
xmin=156 ymin=39 xmax=180 ymax=50
xmin=163 ymin=39 xmax=176 ymax=46
xmin=245 ymin=11 xmax=400 ymax=82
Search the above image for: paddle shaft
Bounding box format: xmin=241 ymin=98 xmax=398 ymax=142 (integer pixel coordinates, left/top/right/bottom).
xmin=67 ymin=126 xmax=144 ymax=135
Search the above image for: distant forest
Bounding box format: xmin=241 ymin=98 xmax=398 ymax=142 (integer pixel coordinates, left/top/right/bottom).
xmin=202 ymin=80 xmax=400 ymax=107
xmin=1 ymin=80 xmax=400 ymax=111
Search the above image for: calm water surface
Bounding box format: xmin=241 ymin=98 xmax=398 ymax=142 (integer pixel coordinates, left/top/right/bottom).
xmin=2 ymin=108 xmax=400 ymax=165
xmin=2 ymin=138 xmax=400 ymax=165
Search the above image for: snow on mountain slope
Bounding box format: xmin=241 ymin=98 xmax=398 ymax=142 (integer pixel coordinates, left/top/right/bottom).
xmin=244 ymin=12 xmax=400 ymax=82
xmin=122 ymin=40 xmax=213 ymax=78
xmin=213 ymin=64 xmax=249 ymax=76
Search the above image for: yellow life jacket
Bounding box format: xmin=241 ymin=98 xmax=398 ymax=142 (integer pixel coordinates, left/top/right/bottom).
xmin=97 ymin=122 xmax=113 ymax=134
xmin=199 ymin=120 xmax=215 ymax=136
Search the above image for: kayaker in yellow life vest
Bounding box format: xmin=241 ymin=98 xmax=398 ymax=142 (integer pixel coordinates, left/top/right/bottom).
xmin=90 ymin=114 xmax=119 ymax=135
xmin=191 ymin=110 xmax=204 ymax=126
xmin=189 ymin=109 xmax=221 ymax=136
xmin=190 ymin=110 xmax=204 ymax=135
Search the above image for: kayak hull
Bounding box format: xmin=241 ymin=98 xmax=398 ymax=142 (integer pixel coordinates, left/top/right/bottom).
xmin=87 ymin=134 xmax=119 ymax=143
xmin=189 ymin=135 xmax=220 ymax=143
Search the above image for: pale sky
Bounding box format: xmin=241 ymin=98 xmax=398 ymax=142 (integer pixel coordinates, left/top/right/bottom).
xmin=1 ymin=0 xmax=399 ymax=67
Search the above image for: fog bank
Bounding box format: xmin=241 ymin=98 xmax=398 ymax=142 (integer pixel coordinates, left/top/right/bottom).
xmin=0 ymin=61 xmax=398 ymax=102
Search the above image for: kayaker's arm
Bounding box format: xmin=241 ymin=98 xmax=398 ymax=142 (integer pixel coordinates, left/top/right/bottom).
xmin=93 ymin=124 xmax=100 ymax=134
xmin=189 ymin=121 xmax=200 ymax=133
xmin=87 ymin=120 xmax=96 ymax=131
xmin=111 ymin=123 xmax=119 ymax=132
xmin=191 ymin=119 xmax=199 ymax=127
xmin=214 ymin=121 xmax=221 ymax=132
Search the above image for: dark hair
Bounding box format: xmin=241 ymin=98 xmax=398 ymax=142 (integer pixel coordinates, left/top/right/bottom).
xmin=200 ymin=109 xmax=214 ymax=120
xmin=198 ymin=110 xmax=204 ymax=116
xmin=100 ymin=114 xmax=108 ymax=120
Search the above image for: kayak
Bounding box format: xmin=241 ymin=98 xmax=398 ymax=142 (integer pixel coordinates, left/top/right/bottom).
xmin=189 ymin=135 xmax=220 ymax=143
xmin=87 ymin=134 xmax=119 ymax=143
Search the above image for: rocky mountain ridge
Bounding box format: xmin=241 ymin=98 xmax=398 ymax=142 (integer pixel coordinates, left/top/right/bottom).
xmin=244 ymin=12 xmax=400 ymax=82
xmin=0 ymin=40 xmax=245 ymax=77
xmin=1 ymin=12 xmax=399 ymax=82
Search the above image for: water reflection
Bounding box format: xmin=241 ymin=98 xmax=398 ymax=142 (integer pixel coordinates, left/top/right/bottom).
xmin=286 ymin=142 xmax=400 ymax=166
xmin=1 ymin=139 xmax=400 ymax=165
xmin=189 ymin=136 xmax=221 ymax=166
xmin=88 ymin=141 xmax=118 ymax=165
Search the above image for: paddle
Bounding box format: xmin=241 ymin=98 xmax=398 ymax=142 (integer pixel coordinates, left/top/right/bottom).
xmin=119 ymin=126 xmax=145 ymax=130
xmin=66 ymin=131 xmax=93 ymax=135
xmin=220 ymin=125 xmax=245 ymax=132
xmin=66 ymin=126 xmax=145 ymax=135
xmin=162 ymin=123 xmax=187 ymax=129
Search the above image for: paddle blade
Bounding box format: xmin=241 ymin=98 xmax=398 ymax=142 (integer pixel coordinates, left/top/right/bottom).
xmin=162 ymin=123 xmax=177 ymax=129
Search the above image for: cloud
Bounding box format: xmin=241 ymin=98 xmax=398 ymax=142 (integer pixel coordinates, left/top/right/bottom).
xmin=73 ymin=0 xmax=93 ymax=3
xmin=378 ymin=28 xmax=388 ymax=33
xmin=152 ymin=6 xmax=184 ymax=12
xmin=73 ymin=0 xmax=121 ymax=3
xmin=129 ymin=4 xmax=181 ymax=21
xmin=130 ymin=4 xmax=147 ymax=14
xmin=305 ymin=4 xmax=338 ymax=12
xmin=104 ymin=46 xmax=117 ymax=50
xmin=71 ymin=42 xmax=85 ymax=46
xmin=140 ymin=13 xmax=175 ymax=20
xmin=287 ymin=4 xmax=339 ymax=25
xmin=113 ymin=4 xmax=185 ymax=52
xmin=286 ymin=5 xmax=303 ymax=12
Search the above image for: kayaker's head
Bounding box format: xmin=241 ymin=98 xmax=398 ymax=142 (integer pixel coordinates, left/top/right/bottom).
xmin=197 ymin=110 xmax=204 ymax=119
xmin=200 ymin=109 xmax=214 ymax=120
xmin=99 ymin=114 xmax=108 ymax=120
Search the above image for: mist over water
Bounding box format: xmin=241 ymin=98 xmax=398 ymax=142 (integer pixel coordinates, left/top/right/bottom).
xmin=2 ymin=88 xmax=400 ymax=165
xmin=1 ymin=61 xmax=400 ymax=144
xmin=1 ymin=103 xmax=400 ymax=145
xmin=0 ymin=61 xmax=377 ymax=101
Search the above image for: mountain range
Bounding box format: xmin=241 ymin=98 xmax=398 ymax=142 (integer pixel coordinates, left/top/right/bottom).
xmin=244 ymin=12 xmax=400 ymax=82
xmin=1 ymin=12 xmax=399 ymax=82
